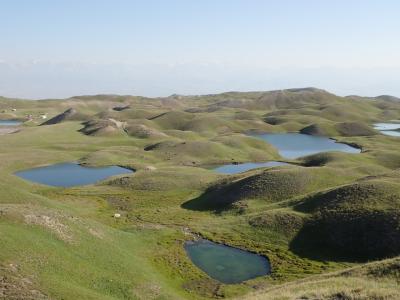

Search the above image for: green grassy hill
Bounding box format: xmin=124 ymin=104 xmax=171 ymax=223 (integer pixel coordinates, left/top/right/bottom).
xmin=240 ymin=257 xmax=400 ymax=300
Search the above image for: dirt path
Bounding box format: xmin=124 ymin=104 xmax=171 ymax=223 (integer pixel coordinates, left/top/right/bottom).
xmin=0 ymin=128 xmax=19 ymax=135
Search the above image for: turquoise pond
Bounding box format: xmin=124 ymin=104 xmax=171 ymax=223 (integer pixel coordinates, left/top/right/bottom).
xmin=251 ymin=133 xmax=360 ymax=159
xmin=185 ymin=239 xmax=270 ymax=284
xmin=15 ymin=162 xmax=133 ymax=187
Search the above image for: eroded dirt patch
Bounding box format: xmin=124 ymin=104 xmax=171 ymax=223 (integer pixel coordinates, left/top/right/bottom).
xmin=0 ymin=264 xmax=48 ymax=300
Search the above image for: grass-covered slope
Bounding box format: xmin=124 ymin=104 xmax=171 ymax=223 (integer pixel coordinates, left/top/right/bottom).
xmin=183 ymin=166 xmax=358 ymax=211
xmin=241 ymin=257 xmax=400 ymax=300
xmin=300 ymin=122 xmax=378 ymax=137
xmin=41 ymin=107 xmax=88 ymax=125
xmin=292 ymin=172 xmax=400 ymax=260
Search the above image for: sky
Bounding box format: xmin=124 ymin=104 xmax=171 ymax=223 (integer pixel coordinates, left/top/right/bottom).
xmin=1 ymin=0 xmax=400 ymax=99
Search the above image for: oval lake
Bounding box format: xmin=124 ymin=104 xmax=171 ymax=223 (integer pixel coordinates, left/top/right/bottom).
xmin=251 ymin=133 xmax=360 ymax=159
xmin=0 ymin=120 xmax=21 ymax=126
xmin=15 ymin=162 xmax=133 ymax=187
xmin=373 ymin=123 xmax=400 ymax=137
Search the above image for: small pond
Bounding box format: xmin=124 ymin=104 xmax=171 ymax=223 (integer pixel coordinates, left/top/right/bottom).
xmin=373 ymin=123 xmax=400 ymax=137
xmin=251 ymin=133 xmax=360 ymax=159
xmin=0 ymin=120 xmax=21 ymax=126
xmin=212 ymin=161 xmax=290 ymax=174
xmin=184 ymin=239 xmax=270 ymax=284
xmin=15 ymin=162 xmax=133 ymax=187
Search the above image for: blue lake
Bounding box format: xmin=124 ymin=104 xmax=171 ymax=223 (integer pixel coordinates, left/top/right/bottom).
xmin=15 ymin=162 xmax=133 ymax=187
xmin=212 ymin=161 xmax=289 ymax=174
xmin=185 ymin=239 xmax=270 ymax=284
xmin=374 ymin=123 xmax=400 ymax=137
xmin=0 ymin=120 xmax=21 ymax=126
xmin=251 ymin=133 xmax=360 ymax=159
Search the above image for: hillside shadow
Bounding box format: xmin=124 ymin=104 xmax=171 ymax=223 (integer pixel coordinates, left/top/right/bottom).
xmin=181 ymin=192 xmax=226 ymax=213
xmin=288 ymin=220 xmax=352 ymax=262
xmin=181 ymin=179 xmax=240 ymax=212
xmin=289 ymin=215 xmax=400 ymax=263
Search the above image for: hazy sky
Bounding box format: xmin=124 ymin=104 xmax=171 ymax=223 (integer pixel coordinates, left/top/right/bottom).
xmin=1 ymin=0 xmax=400 ymax=99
